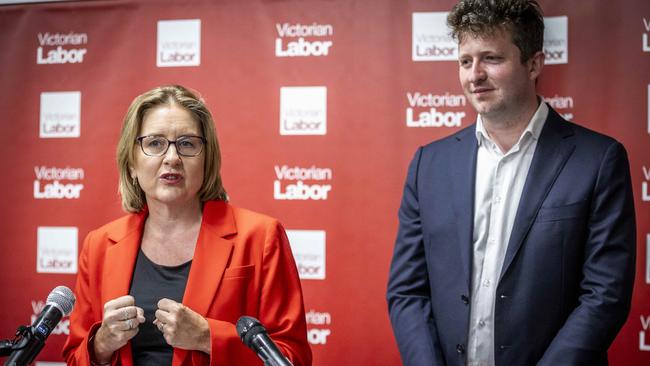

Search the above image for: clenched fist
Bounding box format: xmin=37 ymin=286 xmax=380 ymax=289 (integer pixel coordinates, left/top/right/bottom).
xmin=153 ymin=298 xmax=211 ymax=354
xmin=93 ymin=295 xmax=146 ymax=363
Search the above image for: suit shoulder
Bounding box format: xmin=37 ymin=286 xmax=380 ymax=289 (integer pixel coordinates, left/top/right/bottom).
xmin=565 ymin=120 xmax=621 ymax=148
xmin=420 ymin=124 xmax=476 ymax=153
xmin=229 ymin=204 xmax=283 ymax=233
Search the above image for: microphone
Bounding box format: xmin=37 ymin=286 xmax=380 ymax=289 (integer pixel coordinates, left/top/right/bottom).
xmin=4 ymin=286 xmax=75 ymax=366
xmin=236 ymin=316 xmax=293 ymax=366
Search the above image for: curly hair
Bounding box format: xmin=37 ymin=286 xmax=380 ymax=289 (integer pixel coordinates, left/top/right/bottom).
xmin=447 ymin=0 xmax=544 ymax=63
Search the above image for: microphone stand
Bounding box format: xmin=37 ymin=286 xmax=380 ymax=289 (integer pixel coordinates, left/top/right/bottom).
xmin=0 ymin=340 xmax=13 ymax=357
xmin=1 ymin=325 xmax=39 ymax=366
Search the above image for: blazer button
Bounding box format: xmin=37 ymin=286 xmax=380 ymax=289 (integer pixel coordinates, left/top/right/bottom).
xmin=461 ymin=294 xmax=469 ymax=305
xmin=456 ymin=344 xmax=465 ymax=354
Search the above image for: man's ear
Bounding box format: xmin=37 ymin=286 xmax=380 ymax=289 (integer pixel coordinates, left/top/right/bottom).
xmin=528 ymin=50 xmax=545 ymax=81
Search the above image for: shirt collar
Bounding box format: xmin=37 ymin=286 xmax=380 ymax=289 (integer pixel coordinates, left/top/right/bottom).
xmin=475 ymin=99 xmax=549 ymax=147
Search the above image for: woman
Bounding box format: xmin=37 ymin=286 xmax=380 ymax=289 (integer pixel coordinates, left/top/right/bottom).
xmin=62 ymin=85 xmax=312 ymax=366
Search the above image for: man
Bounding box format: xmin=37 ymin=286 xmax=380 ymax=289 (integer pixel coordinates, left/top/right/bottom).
xmin=386 ymin=1 xmax=636 ymax=365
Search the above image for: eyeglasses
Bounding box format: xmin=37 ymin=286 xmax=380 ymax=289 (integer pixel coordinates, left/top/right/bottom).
xmin=136 ymin=135 xmax=206 ymax=157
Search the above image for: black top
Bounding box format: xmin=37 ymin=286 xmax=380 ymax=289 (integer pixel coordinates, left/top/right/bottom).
xmin=129 ymin=249 xmax=192 ymax=366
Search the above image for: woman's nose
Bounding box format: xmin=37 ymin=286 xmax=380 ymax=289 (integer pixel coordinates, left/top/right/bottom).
xmin=162 ymin=142 xmax=182 ymax=164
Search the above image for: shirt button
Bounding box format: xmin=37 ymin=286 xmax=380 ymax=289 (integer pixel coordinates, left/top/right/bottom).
xmin=494 ymin=196 xmax=501 ymax=203
xmin=478 ymin=320 xmax=486 ymax=327
xmin=483 ymin=279 xmax=490 ymax=287
xmin=461 ymin=294 xmax=469 ymax=305
xmin=456 ymin=344 xmax=465 ymax=354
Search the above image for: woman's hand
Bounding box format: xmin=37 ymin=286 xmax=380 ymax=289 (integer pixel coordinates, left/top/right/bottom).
xmin=154 ymin=298 xmax=211 ymax=354
xmin=93 ymin=295 xmax=145 ymax=363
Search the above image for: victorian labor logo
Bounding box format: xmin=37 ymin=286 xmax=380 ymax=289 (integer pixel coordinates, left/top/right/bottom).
xmin=275 ymin=22 xmax=333 ymax=57
xmin=405 ymin=91 xmax=467 ymax=127
xmin=412 ymin=12 xmax=456 ymax=61
xmin=286 ymin=230 xmax=326 ymax=280
xmin=157 ymin=19 xmax=201 ymax=67
xmin=280 ymin=86 xmax=327 ymax=135
xmin=306 ymin=309 xmax=332 ymax=345
xmin=543 ymin=16 xmax=568 ymax=64
xmin=36 ymin=31 xmax=88 ymax=64
xmin=37 ymin=226 xmax=78 ymax=274
xmin=33 ymin=166 xmax=84 ymax=200
xmin=274 ymin=165 xmax=332 ymax=200
xmin=40 ymin=91 xmax=81 ymax=138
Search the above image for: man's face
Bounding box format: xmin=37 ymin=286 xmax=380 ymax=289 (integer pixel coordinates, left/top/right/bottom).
xmin=458 ymin=29 xmax=541 ymax=121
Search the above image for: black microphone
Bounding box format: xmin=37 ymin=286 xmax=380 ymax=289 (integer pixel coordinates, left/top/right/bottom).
xmin=4 ymin=286 xmax=75 ymax=366
xmin=236 ymin=316 xmax=293 ymax=366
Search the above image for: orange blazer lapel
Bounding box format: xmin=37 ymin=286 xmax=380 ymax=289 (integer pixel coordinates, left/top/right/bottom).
xmin=101 ymin=211 xmax=146 ymax=304
xmin=102 ymin=211 xmax=146 ymax=366
xmin=174 ymin=201 xmax=236 ymax=365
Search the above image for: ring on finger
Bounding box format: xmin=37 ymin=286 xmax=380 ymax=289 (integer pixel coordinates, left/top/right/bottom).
xmin=157 ymin=322 xmax=164 ymax=332
xmin=123 ymin=309 xmax=129 ymax=321
xmin=126 ymin=319 xmax=133 ymax=330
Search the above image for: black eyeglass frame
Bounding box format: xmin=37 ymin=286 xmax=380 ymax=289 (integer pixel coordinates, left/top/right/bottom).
xmin=135 ymin=135 xmax=207 ymax=157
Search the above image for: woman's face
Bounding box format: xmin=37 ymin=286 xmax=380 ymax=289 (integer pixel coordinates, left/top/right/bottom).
xmin=131 ymin=103 xmax=205 ymax=209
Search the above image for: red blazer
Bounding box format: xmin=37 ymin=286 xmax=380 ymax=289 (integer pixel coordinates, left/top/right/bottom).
xmin=62 ymin=200 xmax=312 ymax=366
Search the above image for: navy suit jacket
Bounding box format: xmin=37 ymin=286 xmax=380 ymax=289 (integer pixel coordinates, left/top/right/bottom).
xmin=387 ymin=106 xmax=636 ymax=366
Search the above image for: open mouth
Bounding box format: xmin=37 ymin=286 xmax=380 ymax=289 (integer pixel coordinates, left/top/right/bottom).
xmin=160 ymin=173 xmax=182 ymax=184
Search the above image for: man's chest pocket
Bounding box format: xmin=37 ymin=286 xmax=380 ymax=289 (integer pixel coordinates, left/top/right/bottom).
xmin=536 ymin=200 xmax=589 ymax=222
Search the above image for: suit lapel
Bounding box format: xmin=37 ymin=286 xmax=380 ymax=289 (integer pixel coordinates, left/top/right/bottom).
xmin=102 ymin=212 xmax=146 ymax=306
xmin=499 ymin=109 xmax=575 ymax=280
xmin=451 ymin=127 xmax=479 ymax=286
xmin=182 ymin=201 xmax=236 ymax=314
xmin=103 ymin=211 xmax=146 ymax=366
xmin=174 ymin=201 xmax=236 ymax=365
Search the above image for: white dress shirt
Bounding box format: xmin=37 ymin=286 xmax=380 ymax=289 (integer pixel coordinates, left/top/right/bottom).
xmin=466 ymin=101 xmax=548 ymax=366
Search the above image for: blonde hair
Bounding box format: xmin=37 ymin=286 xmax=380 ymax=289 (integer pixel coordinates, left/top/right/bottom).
xmin=116 ymin=85 xmax=227 ymax=212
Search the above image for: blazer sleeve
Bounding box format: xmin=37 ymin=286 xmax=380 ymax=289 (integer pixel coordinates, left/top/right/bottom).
xmin=387 ymin=147 xmax=446 ymax=366
xmin=199 ymin=221 xmax=312 ymax=366
xmin=539 ymin=141 xmax=636 ymax=364
xmin=62 ymin=230 xmax=107 ymax=366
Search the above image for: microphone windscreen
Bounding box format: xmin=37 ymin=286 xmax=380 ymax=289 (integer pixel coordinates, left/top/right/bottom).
xmin=46 ymin=286 xmax=75 ymax=316
xmin=236 ymin=316 xmax=266 ymax=346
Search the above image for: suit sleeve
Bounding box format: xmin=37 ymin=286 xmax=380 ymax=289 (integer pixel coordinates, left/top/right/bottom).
xmin=62 ymin=230 xmax=107 ymax=366
xmin=198 ymin=221 xmax=312 ymax=366
xmin=387 ymin=147 xmax=446 ymax=366
xmin=539 ymin=141 xmax=636 ymax=365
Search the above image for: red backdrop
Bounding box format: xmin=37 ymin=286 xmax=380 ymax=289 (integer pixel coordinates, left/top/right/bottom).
xmin=0 ymin=0 xmax=649 ymax=365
